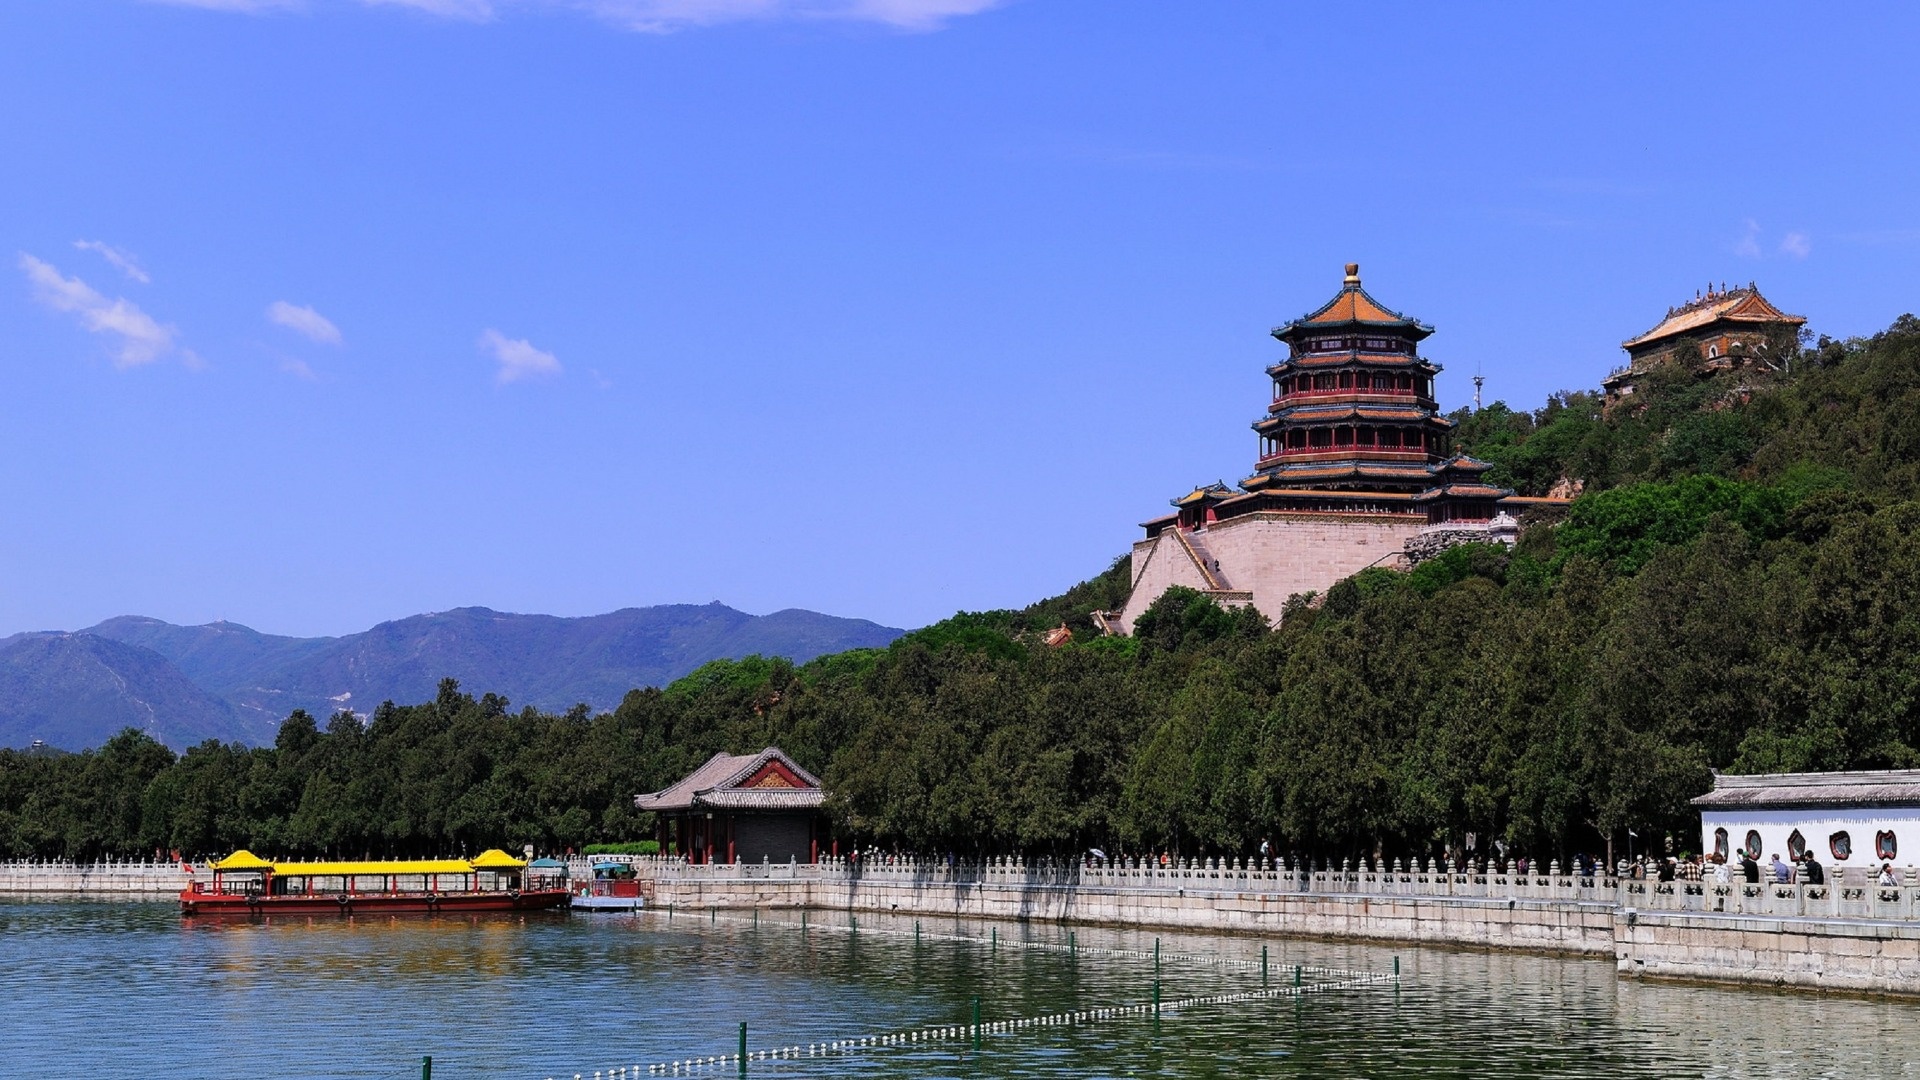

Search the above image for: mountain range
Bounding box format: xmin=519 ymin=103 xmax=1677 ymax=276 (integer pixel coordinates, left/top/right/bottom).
xmin=0 ymin=604 xmax=904 ymax=751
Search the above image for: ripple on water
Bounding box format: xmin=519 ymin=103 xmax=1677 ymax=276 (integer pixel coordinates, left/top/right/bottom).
xmin=1 ymin=903 xmax=1917 ymax=1079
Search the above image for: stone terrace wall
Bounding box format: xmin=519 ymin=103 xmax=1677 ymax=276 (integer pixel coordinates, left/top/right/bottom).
xmin=0 ymin=859 xmax=189 ymax=896
xmin=641 ymin=855 xmax=1920 ymax=996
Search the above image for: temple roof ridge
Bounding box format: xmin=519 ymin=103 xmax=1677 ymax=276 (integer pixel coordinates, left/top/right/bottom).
xmin=1622 ymin=281 xmax=1805 ymax=350
xmin=1273 ymin=263 xmax=1434 ymax=340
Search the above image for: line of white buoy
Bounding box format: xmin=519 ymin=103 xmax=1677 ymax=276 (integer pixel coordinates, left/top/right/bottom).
xmin=535 ymin=971 xmax=1394 ymax=1078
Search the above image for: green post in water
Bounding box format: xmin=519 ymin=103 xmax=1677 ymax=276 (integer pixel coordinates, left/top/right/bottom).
xmin=1069 ymin=931 xmax=1075 ymax=954
xmin=1393 ymin=955 xmax=1401 ymax=978
xmin=1294 ymin=964 xmax=1302 ymax=988
xmin=1262 ymin=945 xmax=1268 ymax=984
xmin=1154 ymin=937 xmax=1160 ymax=973
xmin=753 ymin=909 xmax=758 ymax=929
xmin=1152 ymin=980 xmax=1160 ymax=1016
xmin=991 ymin=927 xmax=997 ymax=953
xmin=971 ymin=996 xmax=981 ymax=1050
xmin=738 ymin=1022 xmax=747 ymax=1077
xmin=915 ymin=920 xmax=921 ymax=946
xmin=711 ymin=906 xmax=716 ymax=924
xmin=420 ymin=1055 xmax=431 ymax=1080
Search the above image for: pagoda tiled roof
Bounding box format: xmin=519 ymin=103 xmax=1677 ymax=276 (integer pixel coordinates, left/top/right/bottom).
xmin=1261 ymin=403 xmax=1438 ymax=424
xmin=1622 ymin=284 xmax=1805 ymax=351
xmin=1414 ymin=483 xmax=1513 ymax=501
xmin=1272 ymin=264 xmax=1434 ymax=341
xmin=1252 ymin=461 xmax=1437 ymax=482
xmin=1430 ymin=454 xmax=1495 ymax=475
xmin=1172 ymin=482 xmax=1236 ymax=507
xmin=1270 ymin=353 xmax=1434 ymax=372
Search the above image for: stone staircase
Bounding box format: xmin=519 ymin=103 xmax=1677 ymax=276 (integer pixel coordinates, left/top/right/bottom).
xmin=1172 ymin=528 xmax=1230 ymax=591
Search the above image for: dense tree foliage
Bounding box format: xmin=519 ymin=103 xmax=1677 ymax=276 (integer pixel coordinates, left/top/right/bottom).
xmin=7 ymin=316 xmax=1920 ymax=865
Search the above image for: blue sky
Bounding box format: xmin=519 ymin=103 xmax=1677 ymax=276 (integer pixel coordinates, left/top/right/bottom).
xmin=3 ymin=2 xmax=1916 ymax=637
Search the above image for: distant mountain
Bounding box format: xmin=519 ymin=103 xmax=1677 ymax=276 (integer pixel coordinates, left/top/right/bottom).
xmin=48 ymin=603 xmax=902 ymax=749
xmin=0 ymin=633 xmax=246 ymax=750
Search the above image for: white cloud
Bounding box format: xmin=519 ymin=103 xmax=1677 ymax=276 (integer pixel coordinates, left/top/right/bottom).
xmin=1734 ymin=218 xmax=1762 ymax=259
xmin=362 ymin=0 xmax=495 ymax=19
xmin=149 ymin=0 xmax=1001 ymax=30
xmin=1780 ymin=231 xmax=1811 ymax=259
xmin=19 ymin=254 xmax=181 ymax=369
xmin=266 ymin=300 xmax=344 ymax=345
xmin=72 ymin=240 xmax=151 ymax=284
xmin=479 ymin=328 xmax=562 ymax=383
xmin=279 ymin=357 xmax=320 ymax=381
xmin=573 ymin=0 xmax=1001 ymax=31
xmin=146 ymin=0 xmax=303 ymax=10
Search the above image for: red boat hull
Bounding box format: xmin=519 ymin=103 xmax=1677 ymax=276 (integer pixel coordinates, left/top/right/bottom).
xmin=180 ymin=889 xmax=571 ymax=917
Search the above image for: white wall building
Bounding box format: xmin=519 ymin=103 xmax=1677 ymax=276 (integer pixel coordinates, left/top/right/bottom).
xmin=1693 ymin=769 xmax=1920 ymax=870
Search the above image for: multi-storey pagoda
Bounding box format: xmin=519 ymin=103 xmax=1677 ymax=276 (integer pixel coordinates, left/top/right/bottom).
xmin=1248 ymin=262 xmax=1452 ymax=495
xmin=1111 ymin=265 xmax=1552 ymax=634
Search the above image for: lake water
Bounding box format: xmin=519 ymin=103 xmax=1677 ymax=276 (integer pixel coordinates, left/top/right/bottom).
xmin=4 ymin=901 xmax=1919 ymax=1079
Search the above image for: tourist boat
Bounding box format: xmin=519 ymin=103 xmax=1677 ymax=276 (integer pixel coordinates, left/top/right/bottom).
xmin=570 ymin=858 xmax=651 ymax=912
xmin=180 ymin=849 xmax=571 ymax=916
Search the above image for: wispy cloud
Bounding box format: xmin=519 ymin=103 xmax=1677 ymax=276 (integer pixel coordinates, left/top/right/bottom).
xmin=1734 ymin=219 xmax=1811 ymax=260
xmin=19 ymin=253 xmax=182 ymax=369
xmin=479 ymin=328 xmax=562 ymax=384
xmin=362 ymin=0 xmax=495 ymax=19
xmin=148 ymin=0 xmax=1002 ymax=30
xmin=279 ymin=356 xmax=320 ymax=381
xmin=266 ymin=300 xmax=343 ymax=345
xmin=148 ymin=0 xmax=302 ymax=10
xmin=574 ymin=0 xmax=1003 ymax=31
xmin=72 ymin=240 xmax=151 ymax=284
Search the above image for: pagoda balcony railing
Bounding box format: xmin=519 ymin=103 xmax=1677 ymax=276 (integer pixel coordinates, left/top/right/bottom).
xmin=1257 ymin=448 xmax=1432 ymax=467
xmin=1270 ymin=387 xmax=1422 ymax=405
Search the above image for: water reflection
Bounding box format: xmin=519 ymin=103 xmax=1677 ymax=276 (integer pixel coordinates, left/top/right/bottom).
xmin=0 ymin=903 xmax=1915 ymax=1078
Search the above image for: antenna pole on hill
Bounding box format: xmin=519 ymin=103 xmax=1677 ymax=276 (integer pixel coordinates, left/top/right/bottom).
xmin=1473 ymin=373 xmax=1484 ymax=411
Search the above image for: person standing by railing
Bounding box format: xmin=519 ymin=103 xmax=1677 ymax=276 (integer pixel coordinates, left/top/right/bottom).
xmin=1770 ymin=853 xmax=1793 ymax=884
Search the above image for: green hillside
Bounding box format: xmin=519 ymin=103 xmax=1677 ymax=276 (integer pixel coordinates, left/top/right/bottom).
xmin=6 ymin=315 xmax=1920 ymax=863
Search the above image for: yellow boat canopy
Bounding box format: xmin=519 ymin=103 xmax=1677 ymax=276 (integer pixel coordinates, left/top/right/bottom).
xmin=269 ymin=859 xmax=477 ymax=877
xmin=211 ymin=850 xmax=273 ymax=872
xmin=209 ymin=850 xmax=530 ymax=876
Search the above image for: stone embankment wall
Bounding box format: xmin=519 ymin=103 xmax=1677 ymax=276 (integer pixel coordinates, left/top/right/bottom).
xmin=641 ymin=856 xmax=1920 ymax=997
xmin=0 ymin=859 xmax=188 ymax=896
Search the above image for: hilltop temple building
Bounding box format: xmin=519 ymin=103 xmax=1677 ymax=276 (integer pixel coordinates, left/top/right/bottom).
xmin=1111 ymin=265 xmax=1559 ymax=634
xmin=1602 ymin=282 xmax=1805 ymax=404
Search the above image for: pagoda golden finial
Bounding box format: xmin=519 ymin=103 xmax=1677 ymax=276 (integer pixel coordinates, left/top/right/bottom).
xmin=1343 ymin=262 xmax=1360 ymax=285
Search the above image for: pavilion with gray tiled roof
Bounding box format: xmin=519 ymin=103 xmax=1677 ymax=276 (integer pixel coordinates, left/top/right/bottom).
xmin=636 ymin=747 xmax=828 ymax=865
